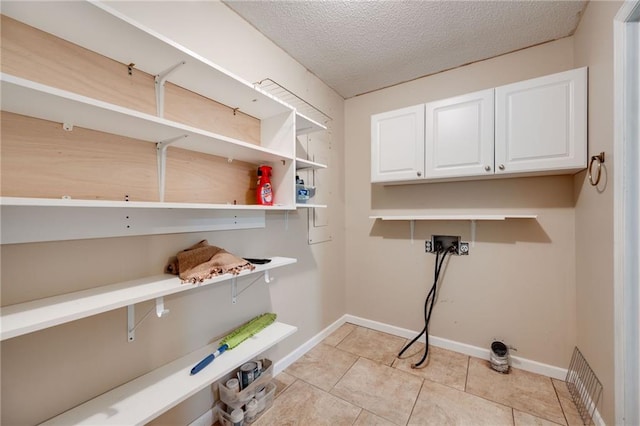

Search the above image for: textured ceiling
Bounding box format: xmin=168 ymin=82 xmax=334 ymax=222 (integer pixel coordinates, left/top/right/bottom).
xmin=224 ymin=0 xmax=588 ymax=98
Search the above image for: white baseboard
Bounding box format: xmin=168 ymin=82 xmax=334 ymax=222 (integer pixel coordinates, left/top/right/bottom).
xmin=271 ymin=314 xmax=568 ymax=380
xmin=273 ymin=314 xmax=348 ymax=375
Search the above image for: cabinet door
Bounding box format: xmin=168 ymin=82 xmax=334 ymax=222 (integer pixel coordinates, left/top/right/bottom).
xmin=425 ymin=89 xmax=494 ymax=179
xmin=495 ymin=67 xmax=587 ymax=175
xmin=371 ymin=104 xmax=425 ymax=183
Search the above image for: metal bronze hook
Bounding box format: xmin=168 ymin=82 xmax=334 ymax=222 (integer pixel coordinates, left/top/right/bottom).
xmin=588 ymin=152 xmax=605 ymax=186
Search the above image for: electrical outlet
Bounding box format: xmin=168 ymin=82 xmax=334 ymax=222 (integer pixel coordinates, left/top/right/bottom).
xmin=458 ymin=242 xmax=470 ymax=255
xmin=425 ymin=240 xmax=433 ymax=253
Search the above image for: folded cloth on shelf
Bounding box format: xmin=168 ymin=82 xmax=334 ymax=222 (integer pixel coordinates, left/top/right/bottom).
xmin=166 ymin=240 xmax=255 ymax=283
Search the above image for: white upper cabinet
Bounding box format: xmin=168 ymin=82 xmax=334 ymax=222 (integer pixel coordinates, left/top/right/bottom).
xmin=371 ymin=67 xmax=587 ymax=184
xmin=371 ymin=104 xmax=425 ymax=183
xmin=494 ymin=67 xmax=587 ymax=175
xmin=425 ymin=89 xmax=494 ymax=179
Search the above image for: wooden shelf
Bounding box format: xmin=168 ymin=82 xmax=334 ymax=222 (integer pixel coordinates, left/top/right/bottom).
xmin=0 ymin=257 xmax=296 ymax=341
xmin=1 ymin=74 xmax=293 ymax=165
xmin=40 ymin=321 xmax=297 ymax=425
xmin=1 ymin=1 xmax=293 ymax=122
xmin=296 ymin=158 xmax=328 ymax=170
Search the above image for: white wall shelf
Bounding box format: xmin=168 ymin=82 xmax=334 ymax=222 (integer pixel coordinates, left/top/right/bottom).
xmin=1 ymin=1 xmax=293 ymax=122
xmin=1 ymin=74 xmax=293 ymax=166
xmin=296 ymin=158 xmax=328 ymax=170
xmin=40 ymin=321 xmax=297 ymax=425
xmin=370 ymin=214 xmax=538 ymax=221
xmin=0 ymin=197 xmax=294 ymax=210
xmin=370 ymin=214 xmax=538 ymax=243
xmin=296 ymin=203 xmax=328 ymax=209
xmin=0 ymin=198 xmax=299 ymax=244
xmin=0 ymin=257 xmax=296 ymax=341
xmin=296 ymin=112 xmax=327 ymax=135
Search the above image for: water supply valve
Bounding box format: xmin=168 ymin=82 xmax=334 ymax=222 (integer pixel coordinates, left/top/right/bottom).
xmin=425 ymin=235 xmax=469 ymax=255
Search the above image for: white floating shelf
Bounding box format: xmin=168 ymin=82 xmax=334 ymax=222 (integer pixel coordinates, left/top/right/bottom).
xmin=296 ymin=203 xmax=328 ymax=209
xmin=296 ymin=158 xmax=328 ymax=170
xmin=0 ymin=257 xmax=296 ymax=341
xmin=1 ymin=74 xmax=293 ymax=165
xmin=0 ymin=197 xmax=294 ymax=210
xmin=1 ymin=1 xmax=292 ymax=121
xmin=370 ymin=214 xmax=538 ymax=221
xmin=295 ymin=112 xmax=327 ymax=135
xmin=41 ymin=321 xmax=297 ymax=425
xmin=370 ymin=214 xmax=538 ymax=244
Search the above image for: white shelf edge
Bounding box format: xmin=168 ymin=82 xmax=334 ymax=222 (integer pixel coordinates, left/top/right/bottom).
xmin=40 ymin=321 xmax=297 ymax=425
xmin=296 ymin=203 xmax=328 ymax=209
xmin=1 ymin=74 xmax=294 ymax=165
xmin=295 ymin=158 xmax=328 ymax=170
xmin=0 ymin=197 xmax=295 ymax=210
xmin=295 ymin=112 xmax=327 ymax=135
xmin=369 ymin=214 xmax=538 ymax=221
xmin=0 ymin=257 xmax=297 ymax=341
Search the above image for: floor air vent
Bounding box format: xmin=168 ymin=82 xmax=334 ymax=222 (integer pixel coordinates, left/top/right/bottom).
xmin=565 ymin=347 xmax=603 ymax=425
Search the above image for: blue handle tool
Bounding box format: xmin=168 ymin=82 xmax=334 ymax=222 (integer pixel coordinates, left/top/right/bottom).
xmin=190 ymin=344 xmax=228 ymax=375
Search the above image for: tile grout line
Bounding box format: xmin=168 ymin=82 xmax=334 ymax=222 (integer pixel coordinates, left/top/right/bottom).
xmin=331 ymin=323 xmax=357 ymax=347
xmin=551 ymin=378 xmax=571 ymax=426
xmin=464 ymin=354 xmax=470 ymax=392
xmin=404 ymin=377 xmax=425 ymax=426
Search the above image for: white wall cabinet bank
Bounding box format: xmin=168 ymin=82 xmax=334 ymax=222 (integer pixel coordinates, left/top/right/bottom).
xmin=371 ymin=67 xmax=587 ymax=184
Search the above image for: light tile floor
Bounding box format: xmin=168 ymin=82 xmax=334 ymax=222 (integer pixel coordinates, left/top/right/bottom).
xmin=254 ymin=323 xmax=587 ymax=426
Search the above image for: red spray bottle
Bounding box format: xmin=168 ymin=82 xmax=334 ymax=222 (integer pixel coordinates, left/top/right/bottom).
xmin=256 ymin=165 xmax=273 ymax=206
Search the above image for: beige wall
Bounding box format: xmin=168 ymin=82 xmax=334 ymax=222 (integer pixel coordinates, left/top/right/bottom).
xmin=345 ymin=38 xmax=579 ymax=369
xmin=0 ymin=1 xmax=345 ymax=425
xmin=572 ymin=1 xmax=622 ymax=424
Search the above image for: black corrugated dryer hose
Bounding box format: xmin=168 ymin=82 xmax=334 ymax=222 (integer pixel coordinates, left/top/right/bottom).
xmin=398 ymin=245 xmax=455 ymax=368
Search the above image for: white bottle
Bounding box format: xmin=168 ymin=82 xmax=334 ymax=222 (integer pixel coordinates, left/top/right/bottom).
xmin=255 ymin=386 xmax=266 ymax=412
xmin=230 ymin=407 xmax=244 ymax=426
xmin=244 ymin=398 xmax=258 ymax=423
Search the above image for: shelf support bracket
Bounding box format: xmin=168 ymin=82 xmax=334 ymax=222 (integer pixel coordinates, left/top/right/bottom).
xmin=155 ymin=60 xmax=186 ymax=118
xmin=231 ymin=277 xmax=238 ymax=304
xmin=155 ymin=297 xmax=170 ymax=318
xmin=470 ymin=220 xmax=477 ymax=247
xmin=127 ymin=305 xmax=136 ymax=342
xmin=127 ymin=298 xmax=170 ymax=342
xmin=410 ymin=220 xmax=415 ymax=244
xmin=157 ymin=135 xmax=188 ymax=202
xmin=231 ymin=272 xmax=273 ymax=304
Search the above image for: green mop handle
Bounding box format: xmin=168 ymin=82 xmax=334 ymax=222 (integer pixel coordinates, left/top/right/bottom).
xmin=190 ymin=313 xmax=277 ymax=375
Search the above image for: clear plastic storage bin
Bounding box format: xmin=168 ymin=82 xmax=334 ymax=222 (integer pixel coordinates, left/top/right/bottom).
xmin=218 ymin=359 xmax=273 ymax=410
xmin=216 ymin=382 xmax=276 ymax=425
